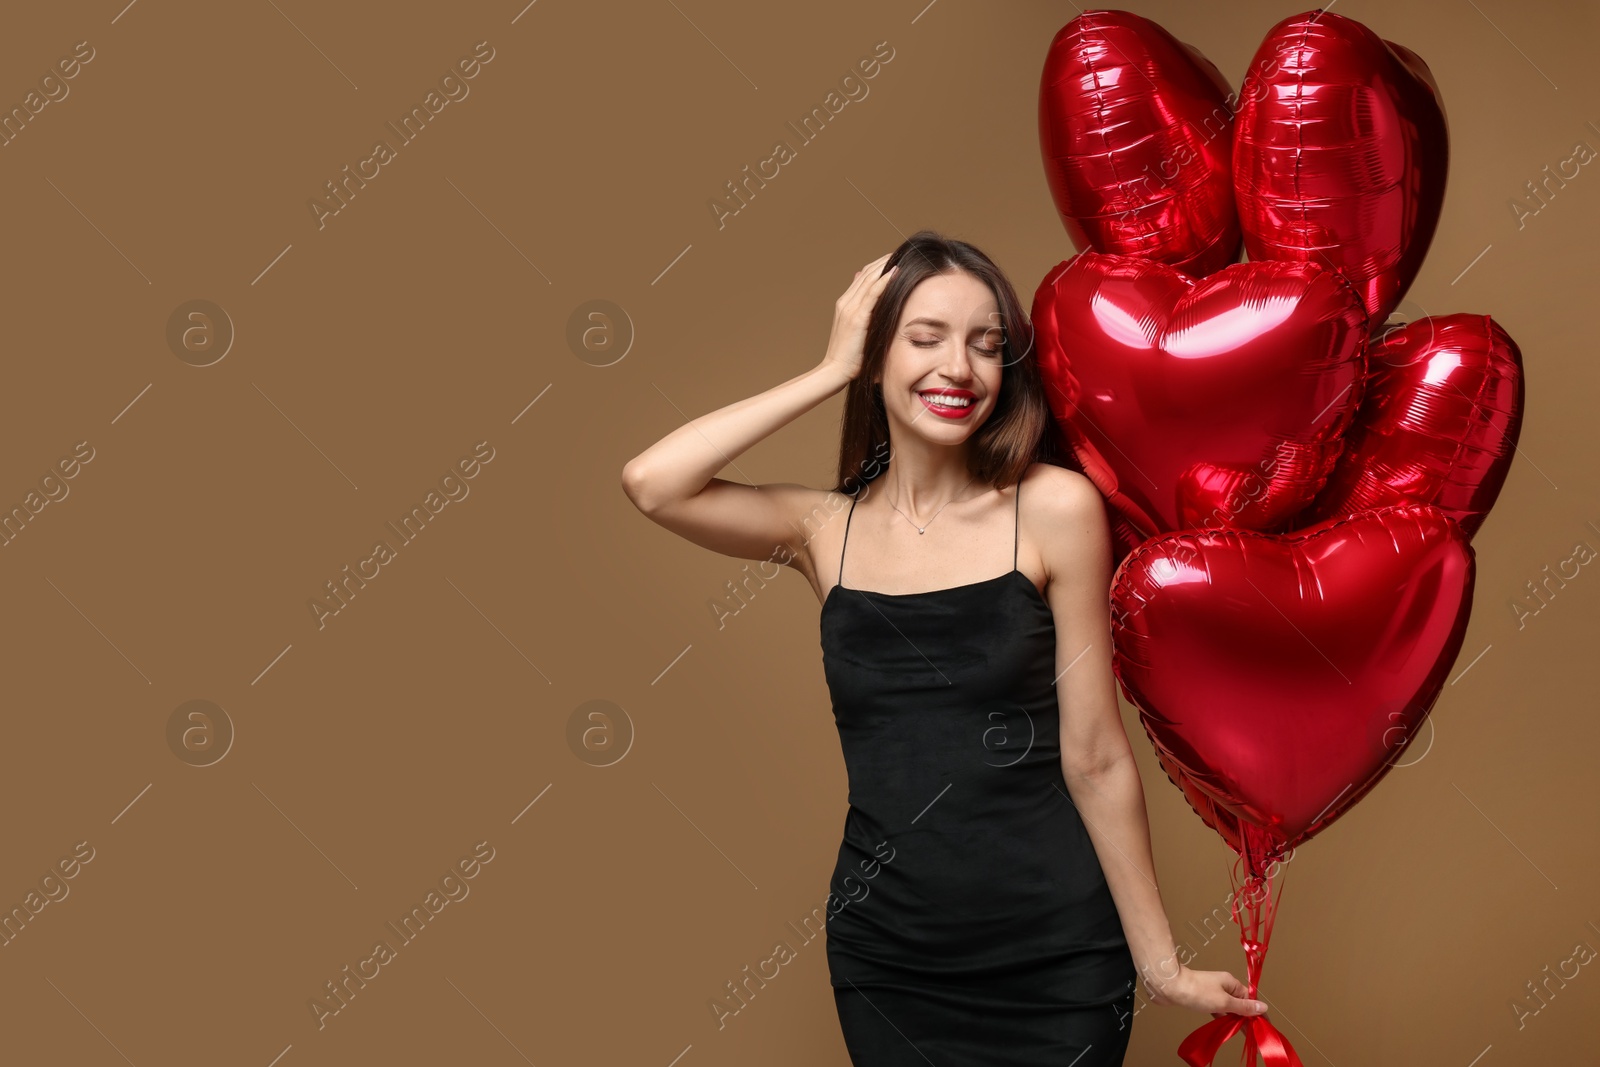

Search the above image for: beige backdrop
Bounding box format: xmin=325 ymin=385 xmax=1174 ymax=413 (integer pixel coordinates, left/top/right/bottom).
xmin=1 ymin=0 xmax=1594 ymax=1064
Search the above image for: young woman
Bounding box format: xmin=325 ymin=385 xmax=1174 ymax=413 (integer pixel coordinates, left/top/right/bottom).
xmin=622 ymin=231 xmax=1268 ymax=1065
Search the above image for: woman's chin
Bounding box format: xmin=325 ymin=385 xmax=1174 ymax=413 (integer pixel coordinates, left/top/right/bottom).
xmin=899 ymin=410 xmax=983 ymax=442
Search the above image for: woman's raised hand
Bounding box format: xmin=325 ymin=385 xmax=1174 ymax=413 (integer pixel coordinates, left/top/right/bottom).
xmin=819 ymin=252 xmax=899 ymax=383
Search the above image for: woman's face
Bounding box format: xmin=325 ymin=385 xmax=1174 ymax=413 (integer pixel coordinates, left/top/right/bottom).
xmin=874 ymin=270 xmax=1006 ymax=442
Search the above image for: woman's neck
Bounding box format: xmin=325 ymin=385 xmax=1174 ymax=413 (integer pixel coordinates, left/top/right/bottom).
xmin=874 ymin=457 xmax=980 ymax=515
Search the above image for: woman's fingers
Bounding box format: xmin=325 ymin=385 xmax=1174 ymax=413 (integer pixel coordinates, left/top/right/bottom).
xmin=847 ymin=255 xmax=891 ymax=296
xmin=843 ymin=252 xmax=897 ymax=308
xmin=1220 ymin=972 xmax=1267 ymax=1015
xmin=1228 ymin=995 xmax=1268 ymax=1015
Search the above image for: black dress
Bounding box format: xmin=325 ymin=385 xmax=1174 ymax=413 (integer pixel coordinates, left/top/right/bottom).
xmin=820 ymin=481 xmax=1138 ymax=1066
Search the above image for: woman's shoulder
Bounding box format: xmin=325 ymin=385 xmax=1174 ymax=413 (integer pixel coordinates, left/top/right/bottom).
xmin=1019 ymin=461 xmax=1097 ymax=505
xmin=770 ymin=482 xmax=860 ymax=583
xmin=1018 ymin=463 xmax=1110 ymax=576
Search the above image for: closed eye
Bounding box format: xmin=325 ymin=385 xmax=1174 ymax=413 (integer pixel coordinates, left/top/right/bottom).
xmin=911 ymin=339 xmax=1000 ymax=355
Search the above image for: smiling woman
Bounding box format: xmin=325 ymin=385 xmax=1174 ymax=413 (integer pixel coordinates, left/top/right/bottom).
xmin=622 ymin=230 xmax=1268 ymax=1066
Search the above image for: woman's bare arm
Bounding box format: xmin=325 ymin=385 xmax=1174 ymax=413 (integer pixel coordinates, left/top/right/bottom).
xmin=621 ymin=252 xmax=897 ymax=570
xmin=1036 ymin=465 xmax=1268 ymax=1017
xmin=620 ymin=362 xmax=851 ymax=565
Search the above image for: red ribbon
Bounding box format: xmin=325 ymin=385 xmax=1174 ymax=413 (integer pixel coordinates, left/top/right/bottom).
xmin=1178 ymin=1012 xmax=1304 ymax=1067
xmin=1174 ymin=826 xmax=1303 ymax=1066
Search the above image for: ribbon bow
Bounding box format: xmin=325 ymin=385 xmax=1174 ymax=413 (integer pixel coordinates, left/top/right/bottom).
xmin=1178 ymin=1011 xmax=1303 ymax=1067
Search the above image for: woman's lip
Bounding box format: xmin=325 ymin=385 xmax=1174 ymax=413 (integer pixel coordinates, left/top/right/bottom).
xmin=917 ymin=392 xmax=977 ymax=419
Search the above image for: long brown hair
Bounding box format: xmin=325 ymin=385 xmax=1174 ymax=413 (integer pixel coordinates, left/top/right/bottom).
xmin=832 ymin=229 xmax=1065 ymax=496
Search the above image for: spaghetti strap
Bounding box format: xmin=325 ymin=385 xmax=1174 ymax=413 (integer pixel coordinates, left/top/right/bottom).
xmin=1012 ymin=479 xmax=1021 ymax=571
xmin=838 ymin=493 xmax=858 ymax=588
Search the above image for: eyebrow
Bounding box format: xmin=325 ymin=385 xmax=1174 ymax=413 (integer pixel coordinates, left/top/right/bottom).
xmin=903 ymin=317 xmax=997 ymax=331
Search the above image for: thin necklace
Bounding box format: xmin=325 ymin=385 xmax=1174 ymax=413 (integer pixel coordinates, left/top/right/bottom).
xmin=886 ymin=474 xmax=978 ymax=534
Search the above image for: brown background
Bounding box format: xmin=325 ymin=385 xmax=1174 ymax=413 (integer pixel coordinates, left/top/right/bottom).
xmin=1 ymin=0 xmax=1595 ymax=1064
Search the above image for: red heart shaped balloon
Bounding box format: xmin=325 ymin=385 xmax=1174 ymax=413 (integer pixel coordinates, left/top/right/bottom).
xmin=1298 ymin=315 xmax=1525 ymax=539
xmin=1233 ymin=10 xmax=1449 ymax=326
xmin=1110 ymin=504 xmax=1475 ymax=862
xmin=1039 ymin=10 xmax=1240 ymax=276
xmin=1032 ymin=251 xmax=1369 ymax=558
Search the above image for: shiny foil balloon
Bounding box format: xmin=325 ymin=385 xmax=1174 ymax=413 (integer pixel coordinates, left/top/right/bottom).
xmin=1233 ymin=10 xmax=1449 ymax=326
xmin=1110 ymin=504 xmax=1475 ymax=861
xmin=1297 ymin=315 xmax=1524 ymax=539
xmin=1032 ymin=251 xmax=1369 ymax=557
xmin=1039 ymin=11 xmax=1241 ymax=277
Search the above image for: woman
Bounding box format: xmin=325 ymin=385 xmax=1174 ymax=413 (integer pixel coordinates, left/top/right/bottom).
xmin=622 ymin=231 xmax=1268 ymax=1065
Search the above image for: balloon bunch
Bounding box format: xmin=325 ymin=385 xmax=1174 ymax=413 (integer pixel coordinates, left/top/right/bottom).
xmin=1032 ymin=10 xmax=1526 ymax=1066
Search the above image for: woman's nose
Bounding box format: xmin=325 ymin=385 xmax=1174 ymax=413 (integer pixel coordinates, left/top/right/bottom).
xmin=939 ymin=344 xmax=974 ymax=381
